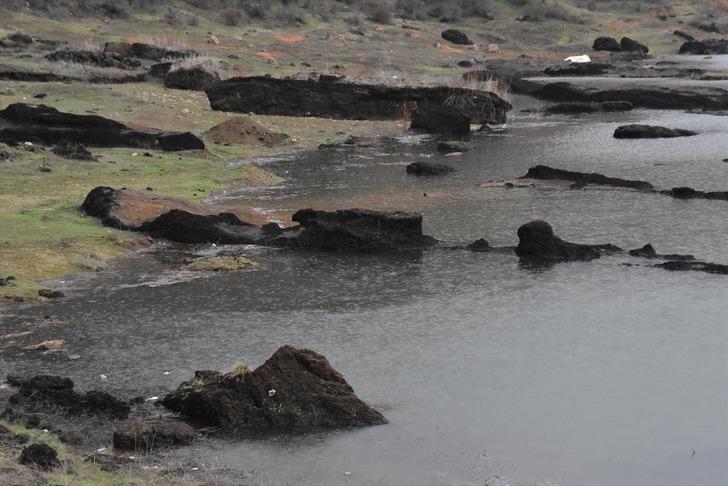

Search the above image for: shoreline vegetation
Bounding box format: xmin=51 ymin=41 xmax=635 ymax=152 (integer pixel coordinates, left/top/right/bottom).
xmin=0 ymin=0 xmax=724 ymax=301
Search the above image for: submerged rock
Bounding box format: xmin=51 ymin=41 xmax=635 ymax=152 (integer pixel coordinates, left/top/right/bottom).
xmin=544 ymin=62 xmax=610 ymax=76
xmin=656 ymin=261 xmax=728 ymax=275
xmin=660 ymin=187 xmax=728 ymax=201
xmin=406 ymin=162 xmax=456 ymax=176
xmin=542 ymin=101 xmax=633 ymax=114
xmin=162 ymin=345 xmax=387 ymax=431
xmin=514 ymin=81 xmax=728 ymax=110
xmin=628 ymin=244 xmax=694 ymax=261
xmin=520 ymin=165 xmax=654 ymax=191
xmin=515 ymin=220 xmax=604 ymax=261
xmin=410 ymin=105 xmax=470 ymax=137
xmin=113 ymin=422 xmax=195 ymax=451
xmin=436 ymin=141 xmax=469 ymax=154
xmin=206 ymin=77 xmax=510 ymax=124
xmin=19 ymin=444 xmax=59 ymax=471
xmin=466 ymin=238 xmax=491 ymax=252
xmin=7 ymin=375 xmax=129 ymax=419
xmin=614 ymin=125 xmax=697 ymax=139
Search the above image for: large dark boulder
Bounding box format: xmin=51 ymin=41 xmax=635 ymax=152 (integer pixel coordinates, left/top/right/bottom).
xmin=139 ymin=210 xmax=260 ymax=244
xmin=163 ymin=345 xmax=387 ymax=431
xmin=679 ymin=39 xmax=728 ymax=55
xmin=620 ymin=37 xmax=649 ymax=53
xmin=520 ymin=165 xmax=654 ymax=191
xmin=410 ymin=105 xmax=470 ymax=137
xmin=149 ymin=62 xmax=173 ymax=79
xmin=113 ymin=422 xmax=195 ymax=451
xmin=7 ymin=375 xmax=129 ymax=419
xmin=515 ymin=220 xmax=602 ymax=261
xmin=593 ymin=37 xmax=622 ymax=52
xmin=0 ymin=103 xmax=204 ymax=151
xmin=441 ymin=29 xmax=473 ymax=45
xmin=206 ymin=77 xmax=511 ymax=124
xmin=104 ymin=41 xmax=196 ymax=61
xmin=406 ymin=161 xmax=455 ymax=176
xmin=19 ymin=444 xmax=59 ymax=470
xmin=157 ymin=132 xmax=205 ymax=151
xmin=165 ymin=67 xmax=220 ymax=91
xmin=614 ymin=124 xmax=697 ymax=139
xmin=273 ymin=208 xmax=436 ymax=252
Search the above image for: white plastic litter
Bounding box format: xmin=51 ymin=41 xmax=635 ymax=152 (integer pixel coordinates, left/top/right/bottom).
xmin=564 ymin=55 xmax=591 ymax=63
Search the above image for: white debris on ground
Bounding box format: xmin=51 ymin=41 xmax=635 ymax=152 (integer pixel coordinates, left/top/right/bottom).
xmin=564 ymin=55 xmax=591 ymax=63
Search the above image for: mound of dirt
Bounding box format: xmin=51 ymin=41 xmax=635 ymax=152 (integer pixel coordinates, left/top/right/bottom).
xmin=205 ymin=117 xmax=288 ymax=146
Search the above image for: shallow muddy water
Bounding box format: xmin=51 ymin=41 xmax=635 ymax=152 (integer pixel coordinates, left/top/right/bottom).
xmin=2 ymin=92 xmax=728 ymax=485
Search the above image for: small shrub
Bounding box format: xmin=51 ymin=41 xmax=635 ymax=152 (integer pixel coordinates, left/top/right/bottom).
xmin=187 ymin=15 xmax=200 ymax=26
xmin=221 ymin=7 xmax=247 ymax=26
xmin=367 ymin=0 xmax=393 ymax=24
xmin=230 ymin=361 xmax=252 ymax=376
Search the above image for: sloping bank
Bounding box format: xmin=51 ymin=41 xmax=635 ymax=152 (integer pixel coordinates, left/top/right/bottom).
xmin=205 ymin=76 xmax=511 ymax=124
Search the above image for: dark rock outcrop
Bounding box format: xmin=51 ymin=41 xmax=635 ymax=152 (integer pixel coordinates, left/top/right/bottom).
xmin=673 ymin=31 xmax=695 ymax=42
xmin=515 ymin=220 xmax=603 ymax=261
xmin=614 ymin=125 xmax=696 ymax=139
xmin=82 ymin=188 xmax=436 ymax=251
xmin=37 ymin=289 xmax=64 ymax=299
xmin=45 ymin=49 xmax=141 ymax=69
xmin=148 ymin=62 xmax=173 ymax=79
xmin=514 ymin=81 xmax=728 ymax=110
xmin=410 ymin=105 xmax=470 ymax=137
xmin=660 ymin=187 xmax=728 ymax=201
xmin=139 ymin=210 xmax=260 ymax=244
xmin=104 ymin=41 xmax=196 ymax=61
xmin=656 ymin=261 xmax=728 ymax=275
xmin=162 ymin=345 xmax=386 ymax=430
xmin=620 ymin=37 xmax=649 ymax=53
xmin=7 ymin=375 xmax=130 ymax=419
xmin=273 ymin=208 xmax=436 ymax=252
xmin=593 ymin=37 xmax=622 ymax=52
xmin=19 ymin=444 xmax=59 ymax=471
xmin=441 ymin=29 xmax=473 ymax=45
xmin=51 ymin=142 xmax=96 ymax=161
xmin=0 ymin=103 xmax=204 ymax=151
xmin=542 ymin=101 xmax=633 ymax=114
xmin=544 ymin=62 xmax=610 ymax=76
xmin=520 ymin=165 xmax=654 ymax=191
xmin=406 ymin=161 xmax=456 ymax=176
xmin=206 ymin=77 xmax=511 ymax=124
xmin=157 ymin=132 xmax=205 ymax=151
xmin=436 ymin=141 xmax=469 ymax=154
xmin=164 ymin=67 xmax=220 ymax=91
xmin=113 ymin=422 xmax=195 ymax=451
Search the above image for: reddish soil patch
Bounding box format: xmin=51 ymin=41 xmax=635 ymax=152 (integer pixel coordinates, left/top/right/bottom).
xmin=112 ymin=189 xmax=288 ymax=227
xmin=205 ymin=117 xmax=288 ymax=146
xmin=275 ymin=34 xmax=305 ymax=43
